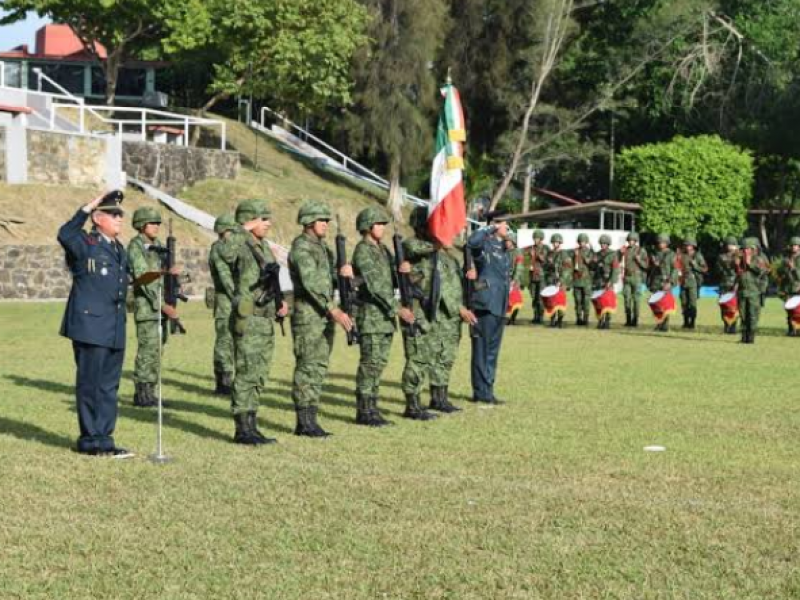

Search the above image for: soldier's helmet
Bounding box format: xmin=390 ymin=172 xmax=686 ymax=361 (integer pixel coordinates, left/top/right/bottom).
xmin=744 ymin=238 xmax=759 ymax=250
xmin=725 ymin=236 xmax=739 ymax=246
xmin=356 ymin=206 xmax=390 ymax=233
xmin=132 ymin=207 xmax=162 ymax=230
xmin=214 ymin=213 xmax=237 ymax=234
xmin=236 ymin=199 xmax=271 ymax=224
xmin=627 ymin=232 xmax=639 ymax=242
xmin=577 ymin=233 xmax=590 ymax=244
xmin=599 ymin=234 xmax=612 ymax=245
xmin=533 ymin=229 xmax=545 ymax=241
xmin=683 ymin=236 xmax=697 ymax=247
xmin=297 ymin=200 xmax=333 ymax=226
xmin=789 ymin=236 xmax=800 ymax=246
xmin=409 ymin=205 xmax=429 ymax=232
xmin=657 ymin=233 xmax=671 ymax=244
xmin=550 ymin=233 xmax=563 ymax=244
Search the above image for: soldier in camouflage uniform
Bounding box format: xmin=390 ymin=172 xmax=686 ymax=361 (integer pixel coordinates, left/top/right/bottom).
xmin=717 ymin=236 xmax=740 ymax=334
xmin=736 ymin=238 xmax=771 ymax=344
xmin=400 ymin=207 xmax=477 ymax=415
xmin=208 ymin=214 xmax=237 ymax=395
xmin=572 ymin=233 xmax=594 ymax=326
xmin=352 ymin=206 xmax=416 ymax=426
xmin=289 ymin=200 xmax=354 ymax=437
xmin=127 ymin=207 xmax=180 ymax=408
xmin=219 ymin=200 xmax=288 ymax=445
xmin=592 ymin=234 xmax=619 ymax=330
xmin=546 ymin=233 xmax=572 ymax=328
xmin=619 ymin=232 xmax=648 ymax=327
xmin=527 ymin=230 xmax=549 ymax=324
xmin=754 ymin=240 xmax=770 ymax=307
xmin=778 ymin=236 xmax=800 ymax=336
xmin=678 ymin=237 xmax=708 ymax=330
xmin=648 ymin=233 xmax=678 ymax=332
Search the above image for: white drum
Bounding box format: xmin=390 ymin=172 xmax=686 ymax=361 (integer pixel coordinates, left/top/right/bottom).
xmin=591 ymin=289 xmax=606 ymax=300
xmin=786 ymin=296 xmax=800 ymax=311
xmin=719 ymin=292 xmax=736 ymax=306
xmin=649 ymin=291 xmax=666 ymax=305
xmin=541 ymin=285 xmax=560 ymax=298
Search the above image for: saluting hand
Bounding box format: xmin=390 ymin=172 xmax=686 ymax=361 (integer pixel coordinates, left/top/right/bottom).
xmin=83 ymin=193 xmax=107 ymax=212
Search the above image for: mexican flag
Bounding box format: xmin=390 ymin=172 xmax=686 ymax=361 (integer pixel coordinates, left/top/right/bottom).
xmin=428 ymin=81 xmax=466 ymax=246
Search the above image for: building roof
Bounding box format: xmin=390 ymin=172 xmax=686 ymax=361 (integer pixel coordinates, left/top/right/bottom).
xmin=501 ymin=200 xmax=641 ymax=223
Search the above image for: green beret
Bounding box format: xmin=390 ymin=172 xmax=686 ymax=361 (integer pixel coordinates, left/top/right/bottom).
xmin=132 ymin=206 xmax=162 ymax=230
xmin=214 ymin=213 xmax=237 ymax=234
xmin=356 ymin=206 xmax=390 ymax=233
xmin=236 ymin=199 xmax=271 ymax=224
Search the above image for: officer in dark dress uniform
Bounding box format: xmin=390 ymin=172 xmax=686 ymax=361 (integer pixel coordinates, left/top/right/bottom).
xmin=58 ymin=191 xmax=133 ymax=458
xmin=467 ymin=211 xmax=514 ymax=404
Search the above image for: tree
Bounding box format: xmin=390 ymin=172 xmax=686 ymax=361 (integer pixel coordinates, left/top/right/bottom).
xmin=0 ymin=0 xmax=210 ymax=104
xmin=616 ymin=134 xmax=753 ymax=240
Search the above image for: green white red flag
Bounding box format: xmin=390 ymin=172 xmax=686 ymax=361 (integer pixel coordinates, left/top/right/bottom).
xmin=428 ymin=81 xmax=466 ymax=246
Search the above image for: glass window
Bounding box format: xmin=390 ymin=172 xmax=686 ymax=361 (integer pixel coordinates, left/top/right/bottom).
xmin=1 ymin=61 xmax=22 ymax=87
xmin=91 ymin=66 xmax=146 ymax=97
xmin=28 ymin=62 xmax=85 ymax=94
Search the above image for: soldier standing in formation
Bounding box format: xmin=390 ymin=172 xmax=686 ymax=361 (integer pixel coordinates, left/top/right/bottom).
xmin=289 ymin=200 xmax=354 ymax=437
xmin=648 ymin=234 xmax=678 ymax=332
xmin=208 ymin=214 xmax=237 ymax=395
xmin=678 ymin=237 xmax=708 ymax=330
xmin=527 ymin=229 xmax=549 ymax=324
xmin=619 ymin=232 xmax=648 ymax=328
xmin=351 ymin=206 xmax=415 ymax=426
xmin=467 ymin=213 xmax=515 ymax=403
xmin=127 ymin=207 xmax=180 ymax=408
xmin=736 ymin=238 xmax=770 ymax=344
xmin=220 ymin=200 xmax=288 ymax=445
xmin=754 ymin=240 xmax=770 ymax=307
xmin=717 ymin=236 xmax=740 ymax=334
xmin=546 ymin=233 xmax=572 ymax=328
xmin=593 ymin=234 xmax=619 ymax=330
xmin=779 ymin=236 xmax=800 ymax=336
xmin=572 ymin=233 xmax=594 ymax=326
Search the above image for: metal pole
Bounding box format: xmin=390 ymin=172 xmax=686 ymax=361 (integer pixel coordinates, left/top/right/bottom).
xmin=149 ymin=285 xmax=172 ymax=464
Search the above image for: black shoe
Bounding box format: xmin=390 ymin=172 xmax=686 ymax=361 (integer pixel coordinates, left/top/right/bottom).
xmin=368 ymin=396 xmax=393 ymax=427
xmin=632 ymin=317 xmax=639 ymax=327
xmin=248 ymin=412 xmax=276 ymax=444
xmin=133 ymin=382 xmax=155 ymax=407
xmin=108 ymin=447 xmax=135 ymax=459
xmin=233 ymin=414 xmax=260 ymax=445
xmin=557 ymin=315 xmax=564 ymax=329
xmin=308 ymin=406 xmax=332 ymax=437
xmin=215 ymin=371 xmax=233 ymax=395
xmin=403 ymin=394 xmax=438 ymax=421
xmin=294 ymin=407 xmax=317 ymax=437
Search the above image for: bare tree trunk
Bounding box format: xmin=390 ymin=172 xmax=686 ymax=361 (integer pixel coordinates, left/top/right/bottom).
xmin=388 ymin=157 xmax=404 ymax=222
xmin=103 ymin=51 xmax=122 ymax=106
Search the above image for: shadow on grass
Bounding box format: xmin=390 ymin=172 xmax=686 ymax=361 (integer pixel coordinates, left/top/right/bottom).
xmin=0 ymin=416 xmax=74 ymax=450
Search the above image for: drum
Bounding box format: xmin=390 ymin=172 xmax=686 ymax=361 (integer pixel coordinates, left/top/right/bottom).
xmin=718 ymin=292 xmax=739 ymax=325
xmin=785 ymin=295 xmax=800 ymax=331
xmin=591 ymin=288 xmax=617 ymax=318
xmin=541 ymin=285 xmax=568 ymax=317
xmin=648 ymin=291 xmax=676 ymax=324
xmin=506 ymin=283 xmax=524 ymax=316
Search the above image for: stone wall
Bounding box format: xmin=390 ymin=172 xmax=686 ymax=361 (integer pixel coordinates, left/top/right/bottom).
xmin=26 ymin=129 xmax=108 ymax=186
xmin=0 ymin=126 xmax=6 ymax=182
xmin=122 ymin=141 xmax=239 ymax=195
xmin=0 ymin=245 xmax=212 ymax=301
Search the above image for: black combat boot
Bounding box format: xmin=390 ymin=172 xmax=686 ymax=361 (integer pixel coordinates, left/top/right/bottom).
xmin=729 ymin=322 xmax=737 ymax=335
xmin=308 ymin=406 xmax=332 ymax=437
xmin=632 ymin=315 xmax=639 ymax=327
xmin=248 ymin=412 xmax=276 ymax=444
xmin=369 ymin=396 xmax=393 ymax=427
xmin=557 ymin=314 xmax=564 ymax=329
xmin=355 ymin=393 xmax=373 ymax=426
xmin=404 ymin=393 xmax=438 ymax=421
xmin=133 ymin=382 xmax=149 ymax=407
xmin=233 ymin=414 xmax=260 ymax=445
xmin=740 ymin=328 xmax=749 ymax=344
xmin=215 ymin=371 xmax=233 ymax=395
xmin=430 ymin=386 xmax=461 ymax=413
xmin=294 ymin=407 xmax=317 ymax=437
xmin=788 ymin=317 xmax=796 ymax=337
xmin=625 ymin=310 xmax=632 ymax=327
xmin=682 ymin=312 xmax=689 ymax=329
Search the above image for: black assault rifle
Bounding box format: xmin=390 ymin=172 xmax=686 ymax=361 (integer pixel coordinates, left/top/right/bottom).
xmin=335 ymin=216 xmax=360 ymax=346
xmin=247 ymin=240 xmax=286 ymax=336
xmin=392 ymin=227 xmax=422 ymax=337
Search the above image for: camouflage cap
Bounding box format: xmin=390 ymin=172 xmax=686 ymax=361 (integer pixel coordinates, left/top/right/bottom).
xmin=577 ymin=233 xmax=590 ymax=244
xmin=214 ymin=213 xmax=237 ymax=234
xmin=627 ymin=232 xmax=639 ymax=242
xmin=724 ymin=236 xmax=739 ymax=246
xmin=356 ymin=206 xmax=390 ymax=233
xmin=132 ymin=206 xmax=162 ymax=230
xmin=297 ymin=200 xmax=332 ymax=226
xmin=236 ymin=199 xmax=272 ymax=224
xmin=550 ymin=233 xmax=563 ymax=244
xmin=533 ymin=229 xmax=545 ymax=241
xmin=657 ymin=233 xmax=671 ymax=244
xmin=789 ymin=236 xmax=800 ymax=246
xmin=409 ymin=205 xmax=429 ymax=231
xmin=599 ymin=234 xmax=611 ymax=245
xmin=683 ymin=236 xmax=697 ymax=247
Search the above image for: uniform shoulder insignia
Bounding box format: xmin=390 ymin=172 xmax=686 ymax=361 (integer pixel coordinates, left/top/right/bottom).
xmin=84 ymin=233 xmax=99 ymax=246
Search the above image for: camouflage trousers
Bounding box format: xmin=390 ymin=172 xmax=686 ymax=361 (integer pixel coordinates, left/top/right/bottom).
xmin=402 ymin=316 xmax=461 ymax=395
xmin=573 ymin=285 xmax=591 ymax=322
xmin=529 ymin=281 xmax=545 ymax=320
xmin=356 ymin=333 xmax=394 ymax=397
xmin=680 ymin=285 xmax=699 ymax=315
xmin=291 ymin=318 xmax=335 ymax=409
xmin=213 ymin=317 xmax=234 ymax=374
xmin=231 ymin=315 xmax=275 ymax=416
xmin=133 ymin=319 xmax=168 ymax=385
xmin=622 ymin=280 xmax=643 ymax=318
xmin=737 ymin=292 xmax=761 ymax=334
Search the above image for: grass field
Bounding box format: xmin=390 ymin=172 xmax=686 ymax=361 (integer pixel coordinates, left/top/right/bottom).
xmin=1 ymin=298 xmax=798 ymax=599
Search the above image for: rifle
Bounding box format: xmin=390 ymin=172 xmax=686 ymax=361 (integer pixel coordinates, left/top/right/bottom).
xmin=462 ymin=243 xmax=480 ymax=338
xmin=151 ymin=220 xmax=188 ymax=334
xmin=392 ymin=227 xmax=421 ymax=337
xmin=247 ymin=240 xmax=285 ymax=336
xmin=335 ymin=216 xmax=360 ymax=346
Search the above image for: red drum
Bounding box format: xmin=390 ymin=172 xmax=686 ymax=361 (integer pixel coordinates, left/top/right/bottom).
xmin=785 ymin=296 xmax=800 ymax=331
xmin=718 ymin=292 xmax=739 ymax=325
xmin=507 ymin=283 xmax=524 ymax=316
xmin=541 ymin=285 xmax=568 ymax=317
xmin=591 ymin=288 xmax=617 ymax=318
xmin=648 ymin=291 xmax=676 ymax=324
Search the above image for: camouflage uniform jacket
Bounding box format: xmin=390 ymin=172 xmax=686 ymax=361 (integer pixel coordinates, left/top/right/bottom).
xmin=128 ymin=233 xmax=163 ymax=321
xmin=221 ymin=228 xmax=278 ymax=319
xmin=648 ymin=249 xmax=678 ymax=291
xmin=736 ymin=254 xmax=770 ymax=294
xmin=572 ymin=246 xmax=595 ymax=288
xmin=548 ymin=248 xmax=574 ymax=289
xmin=403 ymin=237 xmax=463 ymax=330
xmin=289 ymin=231 xmax=337 ymax=327
xmin=779 ymin=253 xmax=800 ymax=296
xmin=209 ymin=239 xmax=235 ymax=319
xmin=620 ymin=245 xmax=648 ymax=284
xmin=717 ymin=251 xmax=738 ymax=292
xmin=678 ymin=250 xmax=708 ymax=289
xmin=527 ymin=244 xmax=550 ymax=284
xmin=353 ymin=239 xmax=398 ymax=335
xmin=593 ymin=249 xmax=620 ymax=289
xmin=757 ymin=251 xmax=771 ymax=294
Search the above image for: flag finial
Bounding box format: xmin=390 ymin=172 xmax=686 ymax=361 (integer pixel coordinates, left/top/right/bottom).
xmin=446 ymin=67 xmax=452 ymax=85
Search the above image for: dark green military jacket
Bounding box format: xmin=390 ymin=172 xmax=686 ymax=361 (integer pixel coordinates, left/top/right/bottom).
xmin=225 ymin=229 xmax=279 ymax=320
xmin=779 ymin=253 xmax=800 ymax=296
xmin=593 ymin=249 xmax=620 ymax=289
xmin=572 ymin=246 xmax=594 ymax=288
xmin=209 ymin=239 xmax=235 ymax=319
xmin=526 ymin=243 xmax=550 ymax=284
xmin=620 ymin=245 xmax=648 ymax=285
xmin=717 ymin=251 xmax=738 ymax=293
xmin=289 ymin=231 xmax=337 ymax=328
xmin=736 ymin=254 xmax=770 ymax=295
xmin=648 ymin=249 xmax=678 ymax=292
xmin=353 ymin=238 xmax=398 ymax=335
xmin=678 ymin=250 xmax=708 ymax=289
xmin=403 ymin=237 xmax=464 ymax=330
xmin=127 ymin=233 xmax=163 ymax=322
xmin=548 ymin=248 xmax=574 ymax=289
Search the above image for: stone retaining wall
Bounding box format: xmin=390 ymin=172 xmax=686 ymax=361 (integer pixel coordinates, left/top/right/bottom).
xmin=0 ymin=245 xmax=212 ymax=300
xmin=0 ymin=127 xmax=6 ymax=182
xmin=26 ymin=129 xmax=109 ymax=186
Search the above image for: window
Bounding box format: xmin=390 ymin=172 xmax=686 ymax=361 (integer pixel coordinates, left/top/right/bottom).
xmin=91 ymin=66 xmax=146 ymax=97
xmin=1 ymin=61 xmax=22 ymax=88
xmin=28 ymin=62 xmax=85 ymax=94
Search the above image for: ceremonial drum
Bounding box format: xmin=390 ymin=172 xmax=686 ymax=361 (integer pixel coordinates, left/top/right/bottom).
xmin=718 ymin=292 xmax=739 ymax=325
xmin=506 ymin=283 xmax=524 ymax=316
xmin=648 ymin=291 xmax=676 ymax=324
xmin=541 ymin=285 xmax=568 ymax=317
xmin=785 ymin=296 xmax=800 ymax=331
xmin=591 ymin=289 xmax=617 ymax=318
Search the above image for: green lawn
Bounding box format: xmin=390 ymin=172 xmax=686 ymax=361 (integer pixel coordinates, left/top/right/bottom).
xmin=1 ymin=298 xmax=798 ymax=599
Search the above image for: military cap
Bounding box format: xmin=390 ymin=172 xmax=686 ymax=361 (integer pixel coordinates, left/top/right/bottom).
xmin=409 ymin=205 xmax=429 ymax=231
xmin=725 ymin=236 xmax=739 ymax=246
xmin=627 ymin=232 xmax=639 ymax=242
xmin=683 ymin=236 xmax=697 ymax=247
xmin=599 ymin=234 xmax=611 ymax=245
xmin=485 ymin=209 xmax=508 ymax=223
xmin=236 ymin=199 xmax=271 ymax=224
xmin=789 ymin=236 xmax=800 ymax=246
xmin=94 ymin=190 xmax=124 ymax=216
xmin=297 ymin=200 xmax=332 ymax=226
xmin=356 ymin=206 xmax=390 ymax=233
xmin=132 ymin=206 xmax=161 ymax=230
xmin=744 ymin=238 xmax=758 ymax=250
xmin=577 ymin=233 xmax=590 ymax=244
xmin=214 ymin=213 xmax=237 ymax=234
xmin=657 ymin=233 xmax=671 ymax=244
xmin=550 ymin=233 xmax=563 ymax=244
xmin=533 ymin=229 xmax=545 ymax=241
